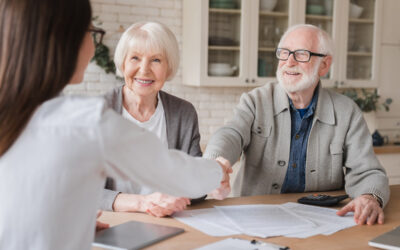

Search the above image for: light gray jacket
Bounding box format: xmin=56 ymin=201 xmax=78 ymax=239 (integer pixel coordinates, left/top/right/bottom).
xmin=100 ymin=85 xmax=202 ymax=210
xmin=204 ymin=82 xmax=390 ymax=207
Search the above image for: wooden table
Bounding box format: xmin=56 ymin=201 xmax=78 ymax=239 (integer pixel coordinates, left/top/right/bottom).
xmin=96 ymin=185 xmax=400 ymax=250
xmin=374 ymin=144 xmax=400 ymax=154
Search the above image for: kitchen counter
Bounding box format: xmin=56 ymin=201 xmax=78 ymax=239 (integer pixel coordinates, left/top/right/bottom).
xmin=374 ymin=144 xmax=400 ymax=154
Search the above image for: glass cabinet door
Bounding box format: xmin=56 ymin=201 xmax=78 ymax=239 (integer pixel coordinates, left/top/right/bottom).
xmin=208 ymin=0 xmax=242 ymax=77
xmin=304 ymin=0 xmax=334 ymax=80
xmin=257 ymin=0 xmax=289 ymax=78
xmin=346 ymin=0 xmax=375 ymax=80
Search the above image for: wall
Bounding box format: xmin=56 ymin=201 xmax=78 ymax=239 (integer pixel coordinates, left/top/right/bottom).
xmin=64 ymin=0 xmax=254 ymax=148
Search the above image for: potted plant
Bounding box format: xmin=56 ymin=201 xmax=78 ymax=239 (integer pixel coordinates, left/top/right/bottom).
xmin=90 ymin=17 xmax=120 ymax=78
xmin=340 ymin=88 xmax=392 ymax=133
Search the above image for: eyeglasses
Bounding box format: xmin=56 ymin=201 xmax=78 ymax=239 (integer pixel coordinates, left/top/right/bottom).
xmin=275 ymin=48 xmax=327 ymax=62
xmin=88 ymin=26 xmax=105 ymax=45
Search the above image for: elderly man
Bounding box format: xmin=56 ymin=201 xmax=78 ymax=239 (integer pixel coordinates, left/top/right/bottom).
xmin=204 ymin=24 xmax=390 ymax=225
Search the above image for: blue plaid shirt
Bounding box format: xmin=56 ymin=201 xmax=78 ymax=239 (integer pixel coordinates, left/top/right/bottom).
xmin=281 ymin=88 xmax=319 ymax=193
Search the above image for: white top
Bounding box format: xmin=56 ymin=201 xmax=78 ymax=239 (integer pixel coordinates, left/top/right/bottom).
xmin=121 ymin=93 xmax=168 ymax=147
xmin=0 ymin=95 xmax=222 ymax=250
xmin=119 ymin=94 xmax=168 ymax=194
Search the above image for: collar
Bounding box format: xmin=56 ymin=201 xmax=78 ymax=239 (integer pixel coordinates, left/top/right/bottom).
xmin=314 ymin=82 xmax=335 ymax=125
xmin=273 ymin=83 xmax=290 ymax=116
xmin=273 ymin=82 xmax=335 ymax=125
xmin=288 ymin=85 xmax=319 ymax=118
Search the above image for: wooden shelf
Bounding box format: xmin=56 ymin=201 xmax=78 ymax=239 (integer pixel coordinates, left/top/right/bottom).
xmin=208 ymin=45 xmax=240 ymax=51
xmin=348 ymin=51 xmax=372 ymax=57
xmin=258 ymin=47 xmax=276 ymax=52
xmin=306 ymin=14 xmax=333 ymax=21
xmin=374 ymin=144 xmax=400 ymax=154
xmin=209 ymin=8 xmax=241 ymax=14
xmin=349 ymin=18 xmax=374 ymax=24
xmin=259 ymin=11 xmax=288 ymax=17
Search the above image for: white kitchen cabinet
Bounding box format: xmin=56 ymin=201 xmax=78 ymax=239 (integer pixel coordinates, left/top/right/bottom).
xmin=301 ymin=0 xmax=383 ymax=88
xmin=377 ymin=154 xmax=400 ymax=185
xmin=377 ymin=45 xmax=400 ymax=117
xmin=375 ymin=45 xmax=400 ymax=137
xmin=381 ymin=0 xmax=400 ymax=45
xmin=182 ymin=0 xmax=295 ymax=87
xmin=182 ymin=0 xmax=383 ymax=87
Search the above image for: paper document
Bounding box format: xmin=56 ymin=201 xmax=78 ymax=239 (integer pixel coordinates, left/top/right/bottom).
xmin=215 ymin=204 xmax=315 ymax=237
xmin=174 ymin=209 xmax=241 ymax=236
xmin=173 ymin=202 xmax=356 ymax=238
xmin=281 ymin=203 xmax=356 ymax=238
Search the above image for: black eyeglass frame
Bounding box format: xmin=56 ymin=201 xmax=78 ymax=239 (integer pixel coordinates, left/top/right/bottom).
xmin=88 ymin=27 xmax=106 ymax=45
xmin=275 ymin=48 xmax=327 ymax=63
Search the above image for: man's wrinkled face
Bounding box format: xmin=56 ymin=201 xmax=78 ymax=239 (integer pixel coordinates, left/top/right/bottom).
xmin=276 ymin=28 xmax=322 ymax=93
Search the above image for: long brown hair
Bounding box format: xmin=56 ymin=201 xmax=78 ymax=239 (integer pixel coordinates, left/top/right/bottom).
xmin=0 ymin=0 xmax=92 ymax=156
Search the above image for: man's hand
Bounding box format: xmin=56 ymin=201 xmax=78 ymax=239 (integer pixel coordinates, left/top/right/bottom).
xmin=142 ymin=192 xmax=190 ymax=217
xmin=336 ymin=194 xmax=384 ymax=225
xmin=95 ymin=210 xmax=109 ymax=232
xmin=208 ymin=156 xmax=233 ymax=200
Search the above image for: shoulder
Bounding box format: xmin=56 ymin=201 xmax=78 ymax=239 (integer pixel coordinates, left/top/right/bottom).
xmin=32 ymin=95 xmax=109 ymax=128
xmin=160 ymin=90 xmax=197 ymax=116
xmin=242 ymin=82 xmax=276 ymax=101
xmin=236 ymin=82 xmax=277 ymax=112
xmin=323 ymin=88 xmax=361 ymax=113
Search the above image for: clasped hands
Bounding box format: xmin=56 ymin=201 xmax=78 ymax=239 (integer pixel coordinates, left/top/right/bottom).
xmin=106 ymin=156 xmax=233 ymax=219
xmin=207 ymin=156 xmax=233 ymax=200
xmin=141 ymin=156 xmax=233 ymax=217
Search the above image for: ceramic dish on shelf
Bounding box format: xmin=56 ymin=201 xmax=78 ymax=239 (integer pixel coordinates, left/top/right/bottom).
xmin=260 ymin=0 xmax=277 ymax=11
xmin=209 ymin=0 xmax=237 ymax=9
xmin=208 ymin=63 xmax=237 ymax=76
xmin=306 ymin=4 xmax=325 ymax=15
xmin=349 ymin=3 xmax=363 ymax=18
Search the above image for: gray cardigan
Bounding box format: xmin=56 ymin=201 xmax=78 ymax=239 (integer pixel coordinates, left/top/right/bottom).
xmin=100 ymin=85 xmax=202 ymax=211
xmin=204 ymin=82 xmax=390 ymax=207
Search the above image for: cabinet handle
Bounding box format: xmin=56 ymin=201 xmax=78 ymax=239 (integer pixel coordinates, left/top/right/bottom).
xmin=251 ymin=79 xmax=256 ymax=83
xmin=245 ymin=78 xmax=249 ymax=83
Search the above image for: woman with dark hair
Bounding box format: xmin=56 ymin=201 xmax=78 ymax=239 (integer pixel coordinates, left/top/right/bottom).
xmin=0 ymin=0 xmax=231 ymax=249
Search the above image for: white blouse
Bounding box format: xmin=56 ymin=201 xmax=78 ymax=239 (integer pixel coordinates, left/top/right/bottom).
xmin=119 ymin=94 xmax=167 ymax=195
xmin=0 ymin=95 xmax=222 ymax=250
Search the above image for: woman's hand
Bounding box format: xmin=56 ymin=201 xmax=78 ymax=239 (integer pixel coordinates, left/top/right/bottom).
xmin=112 ymin=192 xmax=190 ymax=217
xmin=95 ymin=210 xmax=109 ymax=232
xmin=142 ymin=192 xmax=191 ymax=217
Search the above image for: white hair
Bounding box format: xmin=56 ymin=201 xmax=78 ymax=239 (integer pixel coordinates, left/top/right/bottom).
xmin=278 ymin=24 xmax=334 ymax=57
xmin=114 ymin=21 xmax=180 ymax=80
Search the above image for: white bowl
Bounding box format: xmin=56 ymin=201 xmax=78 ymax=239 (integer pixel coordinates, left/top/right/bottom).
xmin=209 ymin=63 xmax=231 ymax=69
xmin=260 ymin=0 xmax=277 ymax=11
xmin=208 ymin=64 xmax=237 ymax=76
xmin=349 ymin=3 xmax=363 ymax=18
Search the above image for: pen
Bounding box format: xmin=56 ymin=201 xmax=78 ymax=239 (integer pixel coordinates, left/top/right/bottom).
xmin=250 ymin=239 xmax=290 ymax=250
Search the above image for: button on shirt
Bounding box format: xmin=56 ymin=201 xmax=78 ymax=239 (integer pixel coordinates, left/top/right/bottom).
xmin=281 ymin=88 xmax=319 ymax=193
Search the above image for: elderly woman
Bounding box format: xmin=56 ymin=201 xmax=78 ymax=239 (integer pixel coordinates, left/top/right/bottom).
xmin=100 ymin=22 xmax=226 ymax=217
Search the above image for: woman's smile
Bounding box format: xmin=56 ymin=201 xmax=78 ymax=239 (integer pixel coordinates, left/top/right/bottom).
xmin=134 ymin=78 xmax=154 ymax=86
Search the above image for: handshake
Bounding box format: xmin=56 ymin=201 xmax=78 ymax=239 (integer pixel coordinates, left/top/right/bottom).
xmin=208 ymin=156 xmax=233 ymax=200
